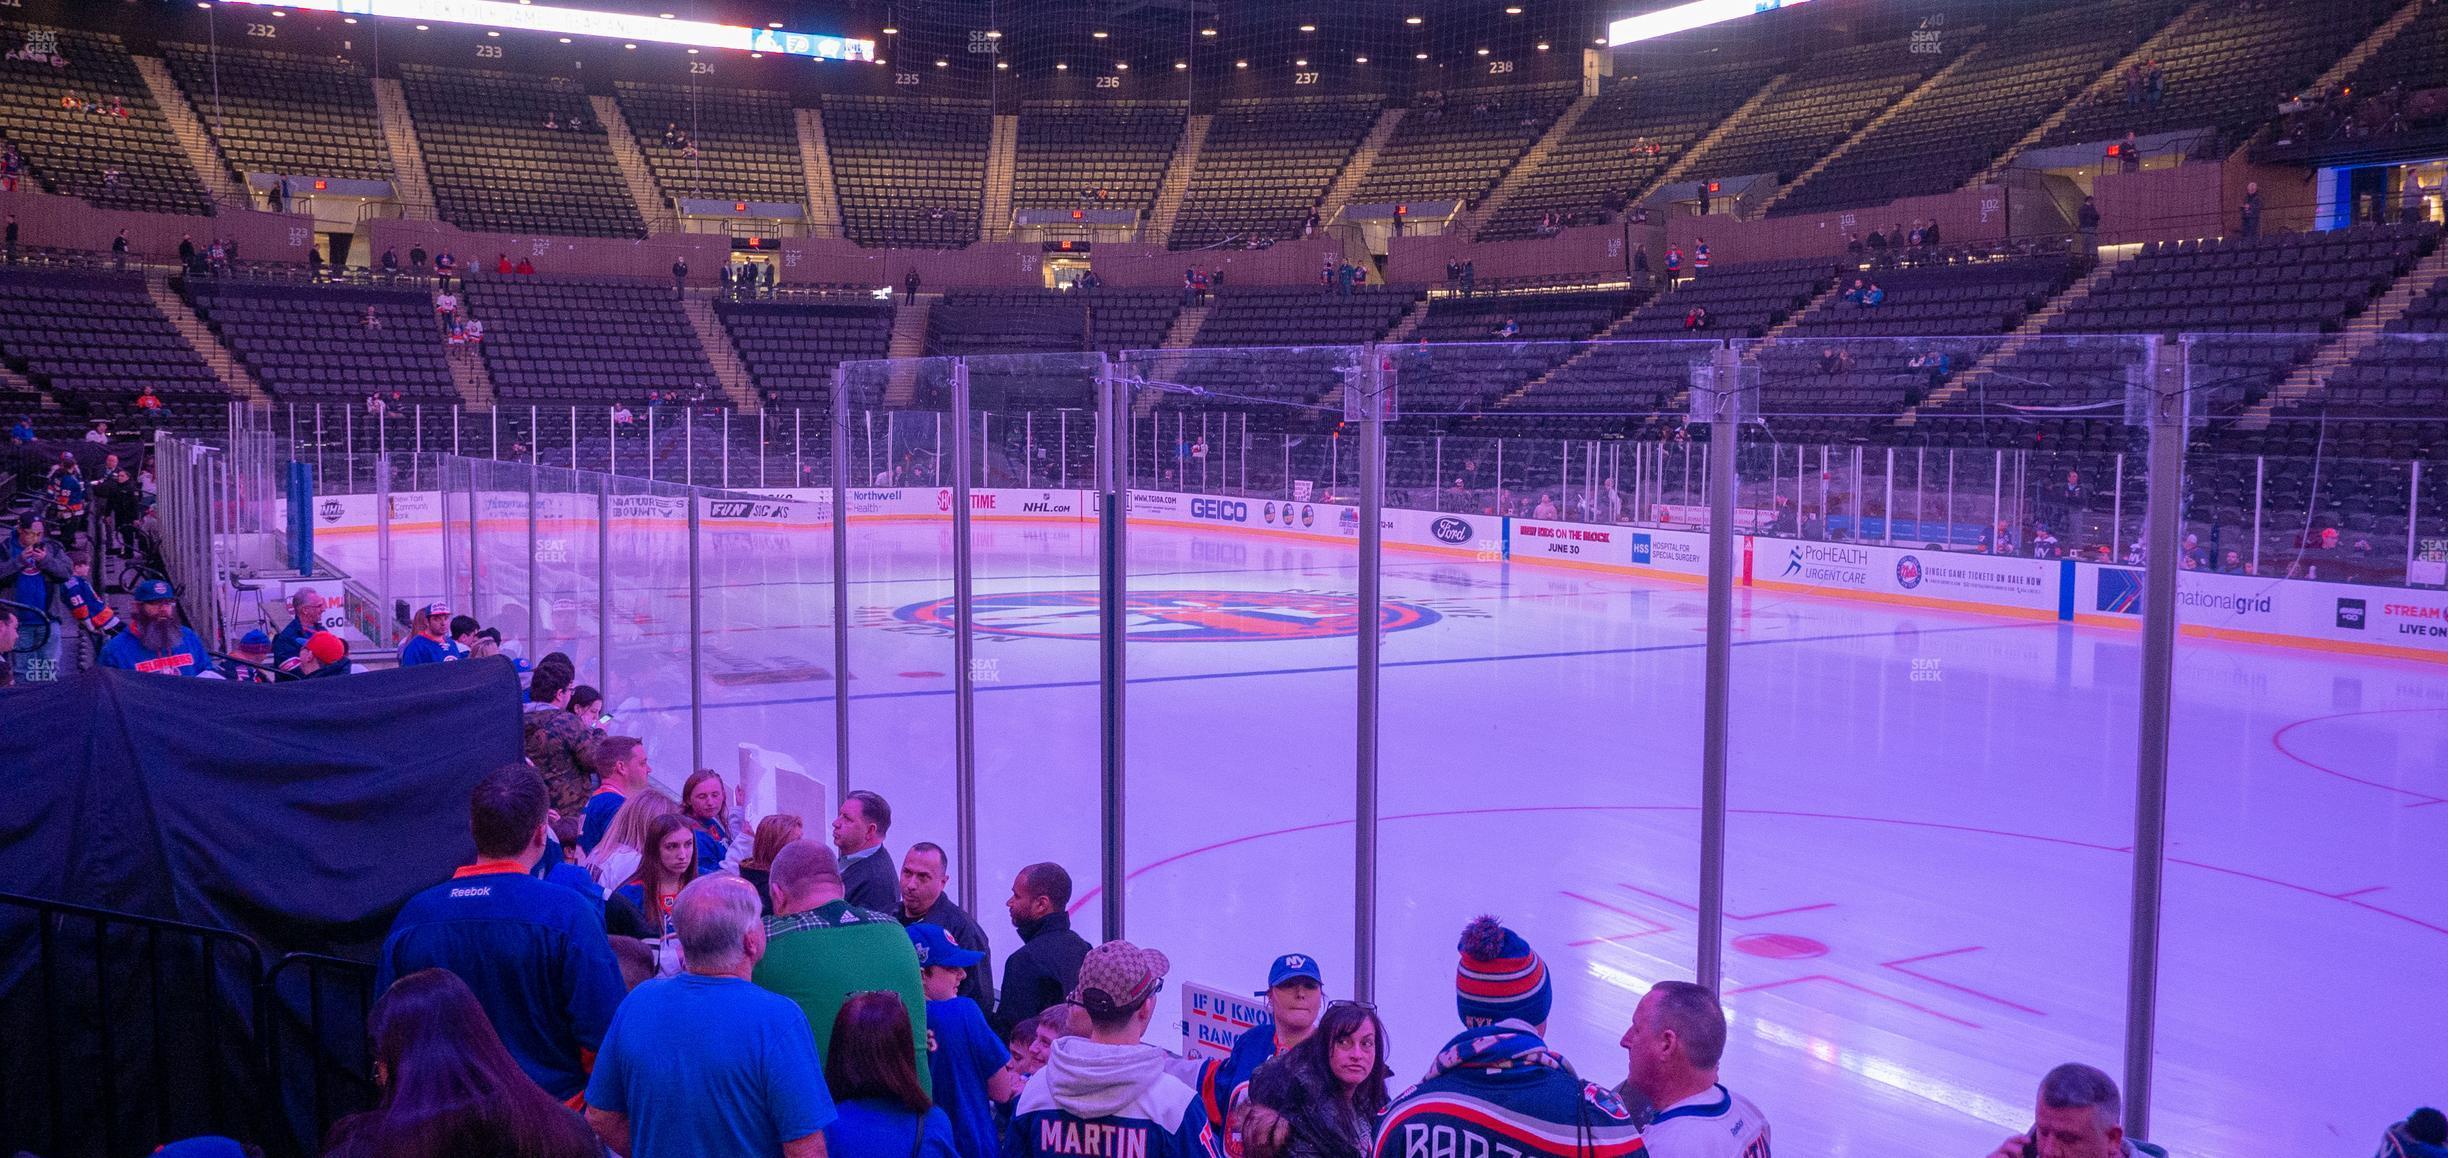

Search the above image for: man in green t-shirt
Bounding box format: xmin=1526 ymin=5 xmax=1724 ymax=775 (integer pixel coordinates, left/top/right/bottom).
xmin=753 ymin=840 xmax=931 ymax=1087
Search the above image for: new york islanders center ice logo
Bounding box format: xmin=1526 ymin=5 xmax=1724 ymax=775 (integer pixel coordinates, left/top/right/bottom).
xmin=893 ymin=589 xmax=1442 ymax=642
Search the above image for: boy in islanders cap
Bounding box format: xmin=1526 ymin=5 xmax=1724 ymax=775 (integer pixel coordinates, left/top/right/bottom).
xmin=1008 ymin=940 xmax=1219 ymax=1158
xmin=1376 ymin=917 xmax=1642 ymax=1158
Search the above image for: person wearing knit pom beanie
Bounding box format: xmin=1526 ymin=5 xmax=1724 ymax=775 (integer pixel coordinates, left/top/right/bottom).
xmin=1375 ymin=916 xmax=1645 ymax=1158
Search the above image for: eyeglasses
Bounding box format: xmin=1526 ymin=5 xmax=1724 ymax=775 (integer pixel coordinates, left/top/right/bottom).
xmin=1328 ymin=999 xmax=1377 ymax=1012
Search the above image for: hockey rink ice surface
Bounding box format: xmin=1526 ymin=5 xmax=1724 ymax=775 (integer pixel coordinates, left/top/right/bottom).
xmin=324 ymin=516 xmax=2448 ymax=1155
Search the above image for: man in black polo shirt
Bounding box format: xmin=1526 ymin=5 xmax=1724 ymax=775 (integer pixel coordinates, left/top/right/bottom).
xmin=898 ymin=841 xmax=994 ymax=1013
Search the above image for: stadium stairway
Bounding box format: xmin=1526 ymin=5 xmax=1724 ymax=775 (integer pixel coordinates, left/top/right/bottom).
xmin=131 ymin=55 xmax=250 ymax=212
xmin=1141 ymin=114 xmax=1210 ymax=246
xmin=1759 ymin=48 xmax=1980 ymax=216
xmin=883 ymin=295 xmax=933 ymax=407
xmin=1137 ymin=303 xmax=1212 ymax=407
xmin=793 ymin=107 xmax=846 ymax=239
xmin=1651 ymin=77 xmax=1786 ymax=193
xmin=982 ymin=114 xmax=1019 ymax=243
xmin=1969 ymin=0 xmax=2207 ymax=188
xmin=146 ymin=269 xmax=263 ymax=404
xmin=1319 ymin=107 xmax=1407 ymax=229
xmin=1897 ymin=249 xmax=2134 ymax=426
xmin=1314 ymin=295 xmax=1435 ymax=416
xmin=1493 ymin=310 xmax=1646 ymax=413
xmin=592 ymin=96 xmax=678 ymax=234
xmin=1454 ymin=89 xmax=1598 ymax=242
xmin=682 ymin=293 xmax=759 ymax=410
xmin=1743 ymin=279 xmax=1850 ymax=352
xmin=2245 ymin=244 xmax=2448 ymax=427
xmin=446 ymin=341 xmax=495 ymax=410
xmin=372 ymin=78 xmax=440 ymax=219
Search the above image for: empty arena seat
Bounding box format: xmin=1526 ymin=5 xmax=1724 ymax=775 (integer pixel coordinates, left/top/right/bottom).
xmin=462 ymin=275 xmax=719 ymax=404
xmin=715 ymin=298 xmax=895 ymax=407
xmin=398 ymin=64 xmax=645 ymax=238
xmin=0 ymin=23 xmax=215 ymax=215
xmin=1355 ymin=82 xmax=1577 ymax=208
xmin=613 ymin=81 xmax=805 ymax=209
xmin=2040 ymin=0 xmax=2399 ymax=153
xmin=161 ymin=43 xmax=393 ymax=184
xmin=1772 ymin=0 xmax=2184 ymax=215
xmin=1683 ymin=37 xmax=1952 ymax=188
xmin=185 ymin=278 xmax=454 ymax=405
xmin=1479 ymin=58 xmax=1774 ymax=241
xmin=1391 ymin=290 xmax=1645 ymax=416
xmin=0 ymin=268 xmax=223 ymax=409
xmin=820 ymin=94 xmax=990 ymax=248
xmin=1013 ymin=101 xmax=1187 ymax=217
xmin=1170 ymin=95 xmax=1381 ymax=250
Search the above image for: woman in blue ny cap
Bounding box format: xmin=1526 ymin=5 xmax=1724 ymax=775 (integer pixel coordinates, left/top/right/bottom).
xmin=1217 ymin=952 xmax=1327 ymax=1116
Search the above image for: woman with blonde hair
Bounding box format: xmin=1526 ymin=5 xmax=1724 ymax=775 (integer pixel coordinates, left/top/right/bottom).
xmin=739 ymin=813 xmax=802 ymax=914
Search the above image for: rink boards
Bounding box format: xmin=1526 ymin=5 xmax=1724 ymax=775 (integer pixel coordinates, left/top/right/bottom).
xmin=296 ymin=487 xmax=2448 ymax=664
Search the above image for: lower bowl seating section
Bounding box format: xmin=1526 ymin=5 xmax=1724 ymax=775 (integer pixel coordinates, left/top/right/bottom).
xmin=1013 ymin=101 xmax=1186 ymax=217
xmin=2270 ymin=270 xmax=2448 ymax=459
xmin=1355 ymin=83 xmax=1577 ymax=209
xmin=1151 ymin=286 xmax=1423 ymax=413
xmin=1622 ymin=258 xmax=1838 ymax=339
xmin=1917 ymin=227 xmax=2436 ymax=448
xmin=1683 ymin=38 xmax=1949 ymax=189
xmin=2060 ymin=225 xmax=2431 ymax=335
xmin=1392 ymin=291 xmax=1643 ymax=416
xmin=1796 ymin=258 xmax=2077 ymax=339
xmin=186 ymin=280 xmax=453 ymax=405
xmin=613 ymin=82 xmax=805 ymax=208
xmin=2041 ymin=0 xmax=2399 ymax=153
xmin=464 ymin=276 xmax=718 ymax=405
xmin=821 ymin=94 xmax=991 ymax=248
xmin=716 ymin=299 xmax=894 ymax=407
xmin=1747 ymin=258 xmax=2077 ymax=441
xmin=0 ymin=269 xmax=221 ymax=410
xmin=926 ymin=288 xmax=1185 ymax=358
xmin=162 ymin=44 xmax=392 ymax=185
xmin=1169 ymin=95 xmax=1382 ymax=250
xmin=1478 ymin=61 xmax=1773 ymax=241
xmin=0 ymin=25 xmax=214 ymax=214
xmin=1770 ymin=0 xmax=2180 ymax=216
xmin=399 ymin=64 xmax=644 ymax=238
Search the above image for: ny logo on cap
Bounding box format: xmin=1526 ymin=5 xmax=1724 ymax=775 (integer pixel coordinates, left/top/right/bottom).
xmin=1285 ymin=955 xmax=1307 ymax=968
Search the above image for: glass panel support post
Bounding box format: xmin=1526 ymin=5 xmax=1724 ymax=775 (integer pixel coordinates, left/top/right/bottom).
xmin=1096 ymin=355 xmax=1130 ymax=942
xmin=1350 ymin=347 xmax=1390 ymax=1004
xmin=948 ymin=361 xmax=982 ymax=914
xmin=1693 ymin=346 xmax=1747 ymax=992
xmin=2124 ymin=335 xmax=2178 ymax=1140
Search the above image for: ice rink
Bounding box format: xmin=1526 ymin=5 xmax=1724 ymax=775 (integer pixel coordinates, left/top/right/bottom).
xmin=323 ymin=512 xmax=2447 ymax=1154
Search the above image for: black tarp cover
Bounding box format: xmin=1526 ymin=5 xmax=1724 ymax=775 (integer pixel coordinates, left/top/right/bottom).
xmin=0 ymin=658 xmax=527 ymax=1155
xmin=1 ymin=656 xmax=524 ymax=954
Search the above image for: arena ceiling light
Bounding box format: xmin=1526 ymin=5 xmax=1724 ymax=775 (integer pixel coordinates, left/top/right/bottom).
xmin=220 ymin=0 xmax=877 ymax=61
xmin=1607 ymin=0 xmax=1811 ymax=46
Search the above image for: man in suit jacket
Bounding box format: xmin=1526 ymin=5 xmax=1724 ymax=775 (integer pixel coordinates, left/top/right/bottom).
xmin=831 ymin=789 xmax=900 ymax=913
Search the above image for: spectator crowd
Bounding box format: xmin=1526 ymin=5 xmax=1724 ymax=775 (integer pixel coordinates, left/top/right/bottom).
xmin=118 ymin=654 xmax=2433 ymax=1158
